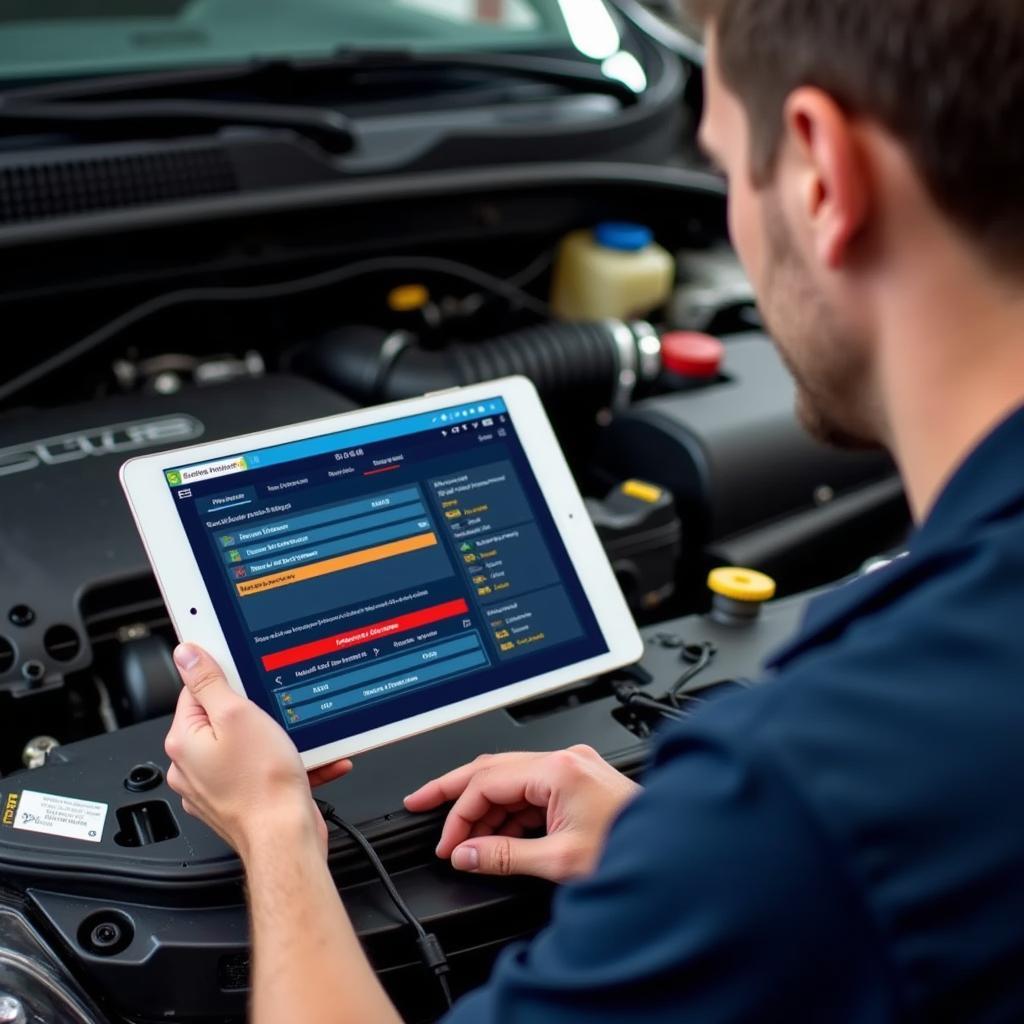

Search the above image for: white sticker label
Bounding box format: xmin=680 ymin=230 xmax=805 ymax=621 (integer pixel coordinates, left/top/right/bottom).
xmin=12 ymin=790 xmax=107 ymax=843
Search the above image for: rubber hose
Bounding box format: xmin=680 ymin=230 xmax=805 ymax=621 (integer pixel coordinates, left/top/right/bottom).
xmin=305 ymin=321 xmax=632 ymax=408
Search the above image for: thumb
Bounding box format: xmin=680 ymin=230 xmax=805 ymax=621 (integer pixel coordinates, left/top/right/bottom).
xmin=451 ymin=834 xmax=576 ymax=883
xmin=173 ymin=643 xmax=241 ymax=725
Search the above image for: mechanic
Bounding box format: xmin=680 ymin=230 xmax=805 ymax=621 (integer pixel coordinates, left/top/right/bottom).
xmin=163 ymin=0 xmax=1024 ymax=1020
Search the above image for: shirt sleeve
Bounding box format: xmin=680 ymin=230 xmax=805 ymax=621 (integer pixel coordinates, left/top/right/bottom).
xmin=443 ymin=709 xmax=898 ymax=1024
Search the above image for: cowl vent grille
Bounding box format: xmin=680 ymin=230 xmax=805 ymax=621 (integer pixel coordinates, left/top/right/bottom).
xmin=0 ymin=146 xmax=238 ymax=224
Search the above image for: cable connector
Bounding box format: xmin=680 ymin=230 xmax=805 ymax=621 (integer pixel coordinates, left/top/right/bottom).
xmin=416 ymin=932 xmax=451 ymax=975
xmin=612 ymin=679 xmax=687 ymax=724
xmin=611 ymin=679 xmax=643 ymax=705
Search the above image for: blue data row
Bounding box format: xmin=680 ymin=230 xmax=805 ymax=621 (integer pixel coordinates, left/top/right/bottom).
xmin=275 ymin=631 xmax=483 ymax=710
xmin=235 ymin=515 xmax=434 ymax=578
xmin=221 ymin=501 xmax=427 ymax=562
xmin=217 ymin=485 xmax=421 ymax=546
xmin=282 ymin=647 xmax=490 ymax=726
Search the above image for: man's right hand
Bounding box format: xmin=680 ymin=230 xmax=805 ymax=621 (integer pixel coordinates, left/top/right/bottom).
xmin=403 ymin=745 xmax=641 ymax=883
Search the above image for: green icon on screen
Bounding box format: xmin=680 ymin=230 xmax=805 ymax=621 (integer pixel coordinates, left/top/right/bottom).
xmin=165 ymin=470 xmax=182 ymax=486
xmin=220 ymin=535 xmax=236 ymax=547
xmin=460 ymin=542 xmax=472 ymax=552
xmin=228 ymin=550 xmax=242 ymax=563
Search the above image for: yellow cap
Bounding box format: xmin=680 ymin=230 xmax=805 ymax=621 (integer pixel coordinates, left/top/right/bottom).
xmin=708 ymin=567 xmax=777 ymax=603
xmin=388 ymin=284 xmax=430 ymax=313
xmin=621 ymin=479 xmax=663 ymax=504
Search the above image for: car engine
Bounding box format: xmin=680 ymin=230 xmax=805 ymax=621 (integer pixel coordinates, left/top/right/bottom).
xmin=0 ymin=184 xmax=905 ymax=773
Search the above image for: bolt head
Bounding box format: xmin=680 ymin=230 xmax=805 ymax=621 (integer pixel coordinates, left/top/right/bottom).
xmin=0 ymin=993 xmax=27 ymax=1024
xmin=7 ymin=605 xmax=34 ymax=627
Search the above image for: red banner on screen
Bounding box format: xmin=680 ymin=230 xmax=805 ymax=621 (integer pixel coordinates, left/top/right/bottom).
xmin=260 ymin=598 xmax=471 ymax=671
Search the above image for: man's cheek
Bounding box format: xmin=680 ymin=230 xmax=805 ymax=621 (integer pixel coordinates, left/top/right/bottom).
xmin=727 ymin=188 xmax=763 ymax=290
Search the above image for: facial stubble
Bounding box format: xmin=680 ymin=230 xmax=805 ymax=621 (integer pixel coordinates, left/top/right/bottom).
xmin=758 ymin=197 xmax=883 ymax=452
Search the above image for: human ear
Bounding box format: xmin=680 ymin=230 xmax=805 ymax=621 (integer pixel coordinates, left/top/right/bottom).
xmin=782 ymin=87 xmax=870 ymax=269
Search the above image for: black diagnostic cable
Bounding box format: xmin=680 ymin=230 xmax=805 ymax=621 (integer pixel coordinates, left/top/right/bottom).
xmin=668 ymin=642 xmax=717 ymax=709
xmin=613 ymin=685 xmax=689 ymax=723
xmin=314 ymin=798 xmax=453 ymax=1010
xmin=611 ymin=642 xmax=719 ymax=732
xmin=611 ymin=664 xmax=688 ymax=736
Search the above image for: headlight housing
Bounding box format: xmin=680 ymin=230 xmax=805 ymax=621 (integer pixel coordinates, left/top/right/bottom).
xmin=0 ymin=906 xmax=105 ymax=1024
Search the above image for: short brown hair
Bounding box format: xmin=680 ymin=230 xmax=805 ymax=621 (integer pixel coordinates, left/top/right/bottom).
xmin=689 ymin=0 xmax=1024 ymax=271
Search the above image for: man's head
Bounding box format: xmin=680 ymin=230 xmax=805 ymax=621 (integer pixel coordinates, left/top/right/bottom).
xmin=689 ymin=0 xmax=1024 ymax=449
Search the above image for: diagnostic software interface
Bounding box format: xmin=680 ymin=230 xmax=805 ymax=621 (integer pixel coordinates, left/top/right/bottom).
xmin=165 ymin=397 xmax=608 ymax=752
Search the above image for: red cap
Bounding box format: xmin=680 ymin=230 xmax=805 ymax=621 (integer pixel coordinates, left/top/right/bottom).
xmin=660 ymin=331 xmax=724 ymax=379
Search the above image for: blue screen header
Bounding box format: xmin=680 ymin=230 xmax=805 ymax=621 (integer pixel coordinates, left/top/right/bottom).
xmin=166 ymin=397 xmax=508 ymax=486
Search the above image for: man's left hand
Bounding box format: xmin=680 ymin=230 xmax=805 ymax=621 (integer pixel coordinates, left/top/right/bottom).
xmin=164 ymin=643 xmax=352 ymax=860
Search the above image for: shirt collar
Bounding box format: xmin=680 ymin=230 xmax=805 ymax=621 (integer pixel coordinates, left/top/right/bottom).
xmin=911 ymin=402 xmax=1024 ymax=554
xmin=767 ymin=402 xmax=1024 ymax=669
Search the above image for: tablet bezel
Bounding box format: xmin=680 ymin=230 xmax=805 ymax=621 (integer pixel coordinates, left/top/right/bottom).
xmin=120 ymin=376 xmax=644 ymax=768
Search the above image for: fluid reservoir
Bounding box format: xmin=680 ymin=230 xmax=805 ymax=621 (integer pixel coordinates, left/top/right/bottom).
xmin=551 ymin=222 xmax=674 ymax=321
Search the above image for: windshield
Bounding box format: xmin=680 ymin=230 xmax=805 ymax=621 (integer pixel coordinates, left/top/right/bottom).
xmin=0 ymin=0 xmax=628 ymax=81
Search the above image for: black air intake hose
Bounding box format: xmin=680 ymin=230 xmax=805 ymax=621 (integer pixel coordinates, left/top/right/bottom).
xmin=302 ymin=320 xmax=662 ymax=412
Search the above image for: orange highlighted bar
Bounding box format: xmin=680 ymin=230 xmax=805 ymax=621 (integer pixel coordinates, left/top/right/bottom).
xmin=236 ymin=531 xmax=438 ymax=597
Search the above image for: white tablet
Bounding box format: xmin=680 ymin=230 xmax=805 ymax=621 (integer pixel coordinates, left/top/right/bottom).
xmin=120 ymin=376 xmax=643 ymax=768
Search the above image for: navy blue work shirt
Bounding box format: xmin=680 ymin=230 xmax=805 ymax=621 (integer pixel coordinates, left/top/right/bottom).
xmin=446 ymin=405 xmax=1024 ymax=1023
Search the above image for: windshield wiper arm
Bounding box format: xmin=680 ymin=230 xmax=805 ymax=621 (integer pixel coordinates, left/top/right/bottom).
xmin=0 ymin=98 xmax=356 ymax=153
xmin=334 ymin=50 xmax=642 ymax=107
xmin=0 ymin=49 xmax=641 ymax=109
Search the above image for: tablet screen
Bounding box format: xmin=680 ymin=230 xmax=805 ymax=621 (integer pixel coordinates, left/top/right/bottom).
xmin=163 ymin=396 xmax=608 ymax=752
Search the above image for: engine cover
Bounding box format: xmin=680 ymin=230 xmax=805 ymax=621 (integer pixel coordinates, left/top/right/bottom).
xmin=0 ymin=596 xmax=812 ymax=1022
xmin=0 ymin=377 xmax=354 ymax=694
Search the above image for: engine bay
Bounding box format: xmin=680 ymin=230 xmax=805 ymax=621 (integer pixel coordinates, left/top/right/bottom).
xmin=0 ymin=163 xmax=909 ymax=1021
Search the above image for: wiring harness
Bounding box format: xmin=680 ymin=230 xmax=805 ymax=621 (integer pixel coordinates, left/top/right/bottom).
xmin=612 ymin=641 xmax=725 ymax=736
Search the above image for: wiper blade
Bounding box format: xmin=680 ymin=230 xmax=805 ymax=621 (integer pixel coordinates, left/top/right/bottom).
xmin=335 ymin=50 xmax=642 ymax=107
xmin=0 ymin=49 xmax=641 ymax=109
xmin=0 ymin=98 xmax=356 ymax=153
